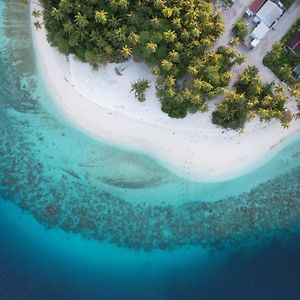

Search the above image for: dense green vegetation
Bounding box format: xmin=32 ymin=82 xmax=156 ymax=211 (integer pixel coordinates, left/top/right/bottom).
xmin=291 ymin=83 xmax=300 ymax=117
xmin=36 ymin=0 xmax=295 ymax=129
xmin=212 ymin=66 xmax=292 ymax=130
xmin=39 ymin=0 xmax=249 ymax=118
xmin=263 ymin=19 xmax=300 ymax=117
xmin=232 ymin=18 xmax=248 ymax=42
xmin=263 ymin=19 xmax=300 ymax=85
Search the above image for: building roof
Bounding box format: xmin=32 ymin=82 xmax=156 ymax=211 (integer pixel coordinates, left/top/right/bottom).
xmin=251 ymin=22 xmax=269 ymax=40
xmin=293 ymin=64 xmax=300 ymax=77
xmin=256 ymin=1 xmax=283 ymax=27
xmin=286 ymin=30 xmax=300 ymax=54
xmin=249 ymin=0 xmax=266 ymax=14
xmin=251 ymin=38 xmax=260 ymax=48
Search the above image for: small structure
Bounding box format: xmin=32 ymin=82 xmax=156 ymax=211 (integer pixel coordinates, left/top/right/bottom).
xmin=250 ymin=22 xmax=269 ymax=48
xmin=254 ymin=0 xmax=283 ymax=28
xmin=285 ymin=30 xmax=300 ymax=55
xmin=251 ymin=22 xmax=269 ymax=40
xmin=246 ymin=0 xmax=266 ymax=15
xmin=250 ymin=39 xmax=260 ymax=48
xmin=292 ymin=64 xmax=300 ymax=79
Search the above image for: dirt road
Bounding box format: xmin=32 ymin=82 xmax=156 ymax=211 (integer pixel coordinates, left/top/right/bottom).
xmin=218 ymin=0 xmax=300 ymax=86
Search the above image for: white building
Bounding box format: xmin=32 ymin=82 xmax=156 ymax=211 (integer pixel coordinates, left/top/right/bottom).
xmin=254 ymin=0 xmax=283 ymax=28
xmin=251 ymin=22 xmax=269 ymax=40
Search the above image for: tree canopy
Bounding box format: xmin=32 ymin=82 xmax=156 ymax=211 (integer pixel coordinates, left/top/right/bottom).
xmin=39 ymin=0 xmax=241 ymax=118
xmin=232 ymin=18 xmax=247 ymax=42
xmin=212 ymin=66 xmax=292 ymax=130
xmin=39 ymin=0 xmax=293 ymax=129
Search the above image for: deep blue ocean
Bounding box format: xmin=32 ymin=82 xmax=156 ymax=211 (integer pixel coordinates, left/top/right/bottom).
xmin=1 ymin=199 xmax=300 ymax=300
xmin=0 ymin=1 xmax=300 ymax=299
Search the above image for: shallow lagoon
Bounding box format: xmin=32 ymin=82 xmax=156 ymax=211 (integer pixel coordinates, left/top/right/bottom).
xmin=0 ymin=1 xmax=300 ymax=298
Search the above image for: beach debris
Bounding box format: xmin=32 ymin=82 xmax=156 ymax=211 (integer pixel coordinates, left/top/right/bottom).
xmin=114 ymin=67 xmax=123 ymax=76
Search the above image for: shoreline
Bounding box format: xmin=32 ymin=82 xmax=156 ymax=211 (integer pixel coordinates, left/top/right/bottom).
xmin=30 ymin=1 xmax=300 ymax=182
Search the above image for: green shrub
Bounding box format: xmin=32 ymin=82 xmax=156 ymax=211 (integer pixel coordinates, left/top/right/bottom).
xmin=232 ymin=18 xmax=248 ymax=41
xmin=212 ymin=91 xmax=248 ymax=130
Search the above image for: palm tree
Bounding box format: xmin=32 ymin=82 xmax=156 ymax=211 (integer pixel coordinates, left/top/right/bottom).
xmin=172 ymin=18 xmax=181 ymax=29
xmin=161 ymin=59 xmax=173 ymax=71
xmin=109 ymin=0 xmax=118 ymax=10
xmin=104 ymin=45 xmax=113 ymax=56
xmin=118 ymin=0 xmax=129 ymax=10
xmin=91 ymin=34 xmax=105 ymax=48
xmin=275 ymin=84 xmax=285 ymax=93
xmin=291 ymin=83 xmax=300 ymax=103
xmin=168 ymin=50 xmax=179 ymax=62
xmin=201 ymin=37 xmax=214 ymax=48
xmin=127 ymin=12 xmax=140 ymax=26
xmin=163 ymin=29 xmax=177 ymax=43
xmin=185 ymin=8 xmax=198 ymax=21
xmin=121 ymin=45 xmax=132 ymax=59
xmin=114 ymin=27 xmax=126 ymax=43
xmin=188 ymin=65 xmax=198 ymax=76
xmin=280 ymin=110 xmax=292 ymax=128
xmin=235 ymin=66 xmax=262 ymax=98
xmin=51 ymin=7 xmax=63 ymax=21
xmin=150 ymin=17 xmax=160 ymax=29
xmin=191 ymin=27 xmax=201 ymax=38
xmin=108 ymin=16 xmax=120 ymax=29
xmin=172 ymin=6 xmax=181 ymax=17
xmin=278 ymin=64 xmax=293 ymax=83
xmin=234 ymin=54 xmax=246 ymax=65
xmin=166 ymin=75 xmax=175 ymax=88
xmin=32 ymin=9 xmax=41 ymax=18
xmin=59 ymin=0 xmax=73 ymax=14
xmin=153 ymin=0 xmax=165 ymax=9
xmin=151 ymin=66 xmax=160 ymax=75
xmin=174 ymin=42 xmax=184 ymax=51
xmin=63 ymin=21 xmax=74 ymax=34
xmin=162 ymin=6 xmax=173 ymax=18
xmin=95 ymin=10 xmax=108 ymax=24
xmin=128 ymin=32 xmax=140 ymax=45
xmin=109 ymin=0 xmax=128 ymax=10
xmin=228 ymin=37 xmax=240 ymax=47
xmin=131 ymin=79 xmax=150 ymax=102
xmin=75 ymin=12 xmax=88 ymax=29
xmin=146 ymin=42 xmax=157 ymax=53
xmin=180 ymin=29 xmax=189 ymax=41
xmin=33 ymin=21 xmax=42 ymax=30
xmin=166 ymin=87 xmax=175 ymax=97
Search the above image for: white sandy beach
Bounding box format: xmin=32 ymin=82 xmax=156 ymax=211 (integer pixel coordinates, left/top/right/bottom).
xmin=31 ymin=1 xmax=300 ymax=182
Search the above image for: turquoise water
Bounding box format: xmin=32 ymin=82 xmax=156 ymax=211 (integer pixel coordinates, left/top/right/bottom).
xmin=1 ymin=1 xmax=300 ymax=298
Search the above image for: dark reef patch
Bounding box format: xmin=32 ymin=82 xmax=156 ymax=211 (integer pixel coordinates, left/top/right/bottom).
xmin=1 ymin=97 xmax=299 ymax=251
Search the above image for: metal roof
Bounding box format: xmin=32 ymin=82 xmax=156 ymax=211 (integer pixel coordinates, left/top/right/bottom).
xmin=251 ymin=22 xmax=269 ymax=40
xmin=286 ymin=30 xmax=300 ymax=54
xmin=256 ymin=1 xmax=283 ymax=27
xmin=249 ymin=0 xmax=266 ymax=14
xmin=293 ymin=64 xmax=300 ymax=77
